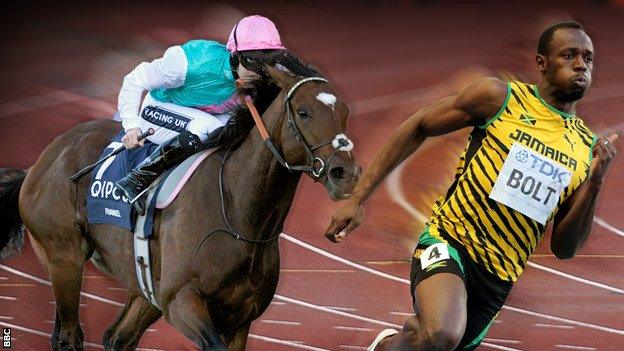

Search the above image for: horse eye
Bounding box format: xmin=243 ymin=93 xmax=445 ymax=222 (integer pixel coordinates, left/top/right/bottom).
xmin=298 ymin=108 xmax=309 ymax=118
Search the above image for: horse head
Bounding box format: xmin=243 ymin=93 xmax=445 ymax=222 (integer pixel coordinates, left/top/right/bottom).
xmin=260 ymin=65 xmax=360 ymax=200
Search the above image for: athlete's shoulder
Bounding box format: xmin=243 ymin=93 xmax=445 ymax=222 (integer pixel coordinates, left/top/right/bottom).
xmin=456 ymin=77 xmax=508 ymax=124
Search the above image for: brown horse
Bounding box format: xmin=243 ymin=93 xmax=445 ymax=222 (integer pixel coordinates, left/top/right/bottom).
xmin=0 ymin=66 xmax=359 ymax=350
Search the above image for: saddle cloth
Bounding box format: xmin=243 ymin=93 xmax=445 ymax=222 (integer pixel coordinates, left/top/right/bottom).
xmin=86 ymin=131 xmax=216 ymax=236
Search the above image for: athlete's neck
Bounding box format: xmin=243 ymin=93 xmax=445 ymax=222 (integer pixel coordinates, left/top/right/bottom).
xmin=536 ymin=82 xmax=577 ymax=115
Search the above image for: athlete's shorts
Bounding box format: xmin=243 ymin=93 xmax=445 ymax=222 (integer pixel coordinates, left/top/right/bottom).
xmin=410 ymin=227 xmax=513 ymax=350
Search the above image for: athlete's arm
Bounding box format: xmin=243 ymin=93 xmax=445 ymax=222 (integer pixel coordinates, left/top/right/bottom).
xmin=118 ymin=45 xmax=188 ymax=148
xmin=324 ymin=77 xmax=508 ymax=243
xmin=550 ymin=134 xmax=618 ymax=259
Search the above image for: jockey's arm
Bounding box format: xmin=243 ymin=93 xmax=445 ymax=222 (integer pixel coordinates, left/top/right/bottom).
xmin=117 ymin=45 xmax=188 ymax=132
xmin=350 ymin=77 xmax=508 ymax=205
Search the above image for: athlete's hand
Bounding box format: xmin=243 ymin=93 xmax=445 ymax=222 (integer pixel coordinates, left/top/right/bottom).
xmin=122 ymin=127 xmax=145 ymax=149
xmin=590 ymin=134 xmax=618 ymax=186
xmin=324 ymin=198 xmax=365 ymax=243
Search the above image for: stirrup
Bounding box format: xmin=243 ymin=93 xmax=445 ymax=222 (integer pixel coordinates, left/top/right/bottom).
xmin=368 ymin=329 xmax=398 ymax=351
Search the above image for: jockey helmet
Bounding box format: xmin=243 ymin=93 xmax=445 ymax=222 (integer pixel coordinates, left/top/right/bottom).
xmin=226 ymin=15 xmax=285 ymax=52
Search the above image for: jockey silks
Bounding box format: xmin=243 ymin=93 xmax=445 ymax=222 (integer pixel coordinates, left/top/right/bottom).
xmin=118 ymin=40 xmax=237 ymax=144
xmin=150 ymin=40 xmax=236 ymax=108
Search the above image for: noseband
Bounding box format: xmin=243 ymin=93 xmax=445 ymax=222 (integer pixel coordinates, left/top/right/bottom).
xmin=245 ymin=77 xmax=354 ymax=178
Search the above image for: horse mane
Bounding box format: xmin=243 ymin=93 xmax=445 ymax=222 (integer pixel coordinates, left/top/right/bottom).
xmin=204 ymin=51 xmax=323 ymax=150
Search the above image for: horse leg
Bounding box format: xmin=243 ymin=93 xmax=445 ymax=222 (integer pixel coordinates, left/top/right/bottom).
xmin=40 ymin=228 xmax=93 ymax=351
xmin=103 ymin=293 xmax=162 ymax=351
xmin=48 ymin=256 xmax=86 ymax=351
xmin=164 ymin=284 xmax=228 ymax=351
xmin=227 ymin=323 xmax=251 ymax=351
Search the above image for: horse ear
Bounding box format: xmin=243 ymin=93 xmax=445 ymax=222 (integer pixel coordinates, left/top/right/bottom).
xmin=264 ymin=64 xmax=297 ymax=90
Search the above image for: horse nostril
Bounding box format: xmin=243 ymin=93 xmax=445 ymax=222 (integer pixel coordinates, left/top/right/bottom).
xmin=329 ymin=167 xmax=346 ymax=180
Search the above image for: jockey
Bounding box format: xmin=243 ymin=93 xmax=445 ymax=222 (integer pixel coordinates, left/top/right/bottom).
xmin=115 ymin=15 xmax=285 ymax=215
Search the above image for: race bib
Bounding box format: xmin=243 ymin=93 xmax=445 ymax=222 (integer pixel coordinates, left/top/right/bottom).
xmin=489 ymin=143 xmax=572 ymax=224
xmin=420 ymin=243 xmax=450 ymax=269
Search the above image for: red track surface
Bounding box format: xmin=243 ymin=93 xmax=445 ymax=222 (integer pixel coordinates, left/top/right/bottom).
xmin=1 ymin=2 xmax=623 ymax=350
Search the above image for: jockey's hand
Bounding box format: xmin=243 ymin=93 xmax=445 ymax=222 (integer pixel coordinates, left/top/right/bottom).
xmin=324 ymin=198 xmax=365 ymax=243
xmin=590 ymin=134 xmax=618 ymax=186
xmin=122 ymin=127 xmax=144 ymax=149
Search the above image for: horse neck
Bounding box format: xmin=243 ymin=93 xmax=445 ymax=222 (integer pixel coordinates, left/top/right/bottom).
xmin=223 ymin=104 xmax=302 ymax=239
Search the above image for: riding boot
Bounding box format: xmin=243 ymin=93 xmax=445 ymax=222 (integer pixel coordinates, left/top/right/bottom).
xmin=116 ymin=131 xmax=203 ymax=215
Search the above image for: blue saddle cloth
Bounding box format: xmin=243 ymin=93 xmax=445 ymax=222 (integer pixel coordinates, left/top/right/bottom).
xmin=86 ymin=131 xmax=158 ymax=230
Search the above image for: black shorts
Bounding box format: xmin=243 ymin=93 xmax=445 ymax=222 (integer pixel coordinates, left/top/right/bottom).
xmin=410 ymin=229 xmax=513 ymax=350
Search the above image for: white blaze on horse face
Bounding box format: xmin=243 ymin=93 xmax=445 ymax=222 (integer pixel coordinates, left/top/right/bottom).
xmin=316 ymin=92 xmax=337 ymax=110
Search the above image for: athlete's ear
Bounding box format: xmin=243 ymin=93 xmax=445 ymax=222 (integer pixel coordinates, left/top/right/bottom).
xmin=535 ymin=54 xmax=547 ymax=74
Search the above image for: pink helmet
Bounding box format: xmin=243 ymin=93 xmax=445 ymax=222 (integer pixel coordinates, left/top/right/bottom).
xmin=226 ymin=15 xmax=285 ymax=52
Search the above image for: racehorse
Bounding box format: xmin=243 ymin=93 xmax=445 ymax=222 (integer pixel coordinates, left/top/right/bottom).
xmin=0 ymin=65 xmax=360 ymax=350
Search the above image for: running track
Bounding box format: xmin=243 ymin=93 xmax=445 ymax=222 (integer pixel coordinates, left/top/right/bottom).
xmin=0 ymin=2 xmax=623 ymax=350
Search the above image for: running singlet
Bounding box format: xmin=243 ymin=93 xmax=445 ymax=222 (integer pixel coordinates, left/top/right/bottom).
xmin=427 ymin=81 xmax=596 ymax=282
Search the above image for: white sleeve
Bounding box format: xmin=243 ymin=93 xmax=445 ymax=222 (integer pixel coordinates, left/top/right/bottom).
xmin=118 ymin=45 xmax=188 ymax=131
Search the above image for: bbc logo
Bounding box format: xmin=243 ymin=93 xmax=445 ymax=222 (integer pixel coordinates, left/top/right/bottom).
xmin=2 ymin=328 xmax=10 ymax=349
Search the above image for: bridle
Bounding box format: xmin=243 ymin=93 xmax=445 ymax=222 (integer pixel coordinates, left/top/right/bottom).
xmin=244 ymin=76 xmax=354 ymax=178
xmin=192 ymin=76 xmax=356 ymax=254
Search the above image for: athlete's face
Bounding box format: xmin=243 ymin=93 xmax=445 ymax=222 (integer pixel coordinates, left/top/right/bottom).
xmin=537 ymin=28 xmax=594 ymax=102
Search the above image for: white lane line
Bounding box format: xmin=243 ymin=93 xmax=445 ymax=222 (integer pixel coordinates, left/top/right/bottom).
xmin=270 ymin=301 xmax=287 ymax=306
xmin=504 ymin=306 xmax=623 ymax=335
xmin=248 ymin=334 xmax=330 ymax=351
xmin=594 ymin=216 xmax=624 ymax=238
xmin=526 ymin=262 xmax=623 ymax=294
xmin=390 ymin=311 xmax=413 ymax=317
xmin=0 ymin=316 xmax=14 ymax=320
xmin=484 ymin=338 xmax=522 ymax=344
xmin=0 ymin=264 xmax=124 ymax=307
xmin=0 ymin=265 xmax=337 ymax=351
xmin=107 ymin=287 xmax=127 ymax=292
xmin=274 ymin=294 xmax=401 ymax=329
xmin=279 ymin=234 xmax=624 ymax=335
xmin=480 ymin=343 xmax=523 ymax=351
xmin=333 ymin=325 xmax=374 ymax=332
xmin=555 ymin=345 xmax=596 ymax=351
xmin=0 ymin=296 xmax=17 ymax=301
xmin=339 ymin=345 xmax=368 ymax=350
xmin=534 ymin=323 xmax=575 ymax=330
xmin=324 ymin=305 xmax=357 ymax=312
xmin=279 ymin=234 xmax=410 ymax=285
xmin=386 ymin=161 xmax=429 ymax=223
xmin=261 ymin=319 xmax=301 ymax=326
xmin=0 ymin=276 xmax=8 ymax=280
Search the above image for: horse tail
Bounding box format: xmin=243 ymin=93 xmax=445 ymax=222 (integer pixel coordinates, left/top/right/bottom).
xmin=0 ymin=168 xmax=27 ymax=260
